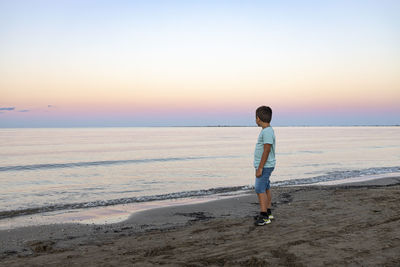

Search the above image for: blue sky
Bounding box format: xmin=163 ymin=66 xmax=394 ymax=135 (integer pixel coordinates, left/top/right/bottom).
xmin=1 ymin=0 xmax=399 ymax=127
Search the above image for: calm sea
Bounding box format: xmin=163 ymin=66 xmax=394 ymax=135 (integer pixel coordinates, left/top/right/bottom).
xmin=0 ymin=126 xmax=399 ymax=223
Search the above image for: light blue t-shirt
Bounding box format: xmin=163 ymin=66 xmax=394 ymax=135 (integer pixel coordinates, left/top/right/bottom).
xmin=254 ymin=126 xmax=276 ymax=169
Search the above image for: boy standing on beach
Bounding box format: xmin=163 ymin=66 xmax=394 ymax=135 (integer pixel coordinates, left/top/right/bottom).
xmin=253 ymin=106 xmax=276 ymax=226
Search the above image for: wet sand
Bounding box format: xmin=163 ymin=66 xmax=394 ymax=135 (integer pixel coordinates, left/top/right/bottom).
xmin=1 ymin=177 xmax=400 ymax=266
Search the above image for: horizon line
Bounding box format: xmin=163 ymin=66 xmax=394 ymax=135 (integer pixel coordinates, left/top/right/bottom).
xmin=0 ymin=124 xmax=399 ymax=129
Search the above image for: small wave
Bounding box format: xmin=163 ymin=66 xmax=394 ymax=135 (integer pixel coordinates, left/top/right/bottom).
xmin=0 ymin=185 xmax=253 ymax=219
xmin=1 ymin=166 xmax=399 ymax=220
xmin=297 ymin=150 xmax=324 ymax=154
xmin=272 ymin=166 xmax=400 ymax=186
xmin=0 ymin=155 xmax=240 ymax=172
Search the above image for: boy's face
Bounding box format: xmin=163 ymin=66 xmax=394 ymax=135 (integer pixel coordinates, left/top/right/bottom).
xmin=255 ymin=116 xmax=261 ymax=126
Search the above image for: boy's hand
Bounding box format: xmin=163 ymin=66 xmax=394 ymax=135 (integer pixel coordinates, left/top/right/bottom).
xmin=256 ymin=168 xmax=262 ymax=178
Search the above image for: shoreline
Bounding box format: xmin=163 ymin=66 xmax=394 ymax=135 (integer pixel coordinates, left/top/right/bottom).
xmin=0 ymin=191 xmax=250 ymax=231
xmin=1 ymin=176 xmax=400 ymax=266
xmin=1 ymin=125 xmax=399 ymax=129
xmin=2 ymin=172 xmax=399 ymax=231
xmin=0 ymin=173 xmax=400 ymax=230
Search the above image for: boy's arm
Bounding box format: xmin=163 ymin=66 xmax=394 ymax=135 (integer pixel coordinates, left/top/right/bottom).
xmin=256 ymin=143 xmax=271 ymax=177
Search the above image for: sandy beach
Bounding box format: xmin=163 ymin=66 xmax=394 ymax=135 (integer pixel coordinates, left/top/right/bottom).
xmin=1 ymin=177 xmax=400 ymax=266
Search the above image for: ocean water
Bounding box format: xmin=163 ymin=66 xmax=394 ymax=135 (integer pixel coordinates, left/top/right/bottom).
xmin=0 ymin=126 xmax=399 ymax=223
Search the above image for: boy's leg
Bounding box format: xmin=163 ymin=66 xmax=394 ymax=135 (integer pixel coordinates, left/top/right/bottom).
xmin=255 ymin=192 xmax=271 ymax=225
xmin=254 ymin=168 xmax=273 ymax=225
xmin=266 ymin=189 xmax=271 ymax=209
xmin=266 ymin=188 xmax=274 ymax=219
xmin=256 ymin=192 xmax=268 ymax=212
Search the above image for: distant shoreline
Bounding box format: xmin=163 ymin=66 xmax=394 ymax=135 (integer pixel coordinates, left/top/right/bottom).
xmin=0 ymin=125 xmax=399 ymax=129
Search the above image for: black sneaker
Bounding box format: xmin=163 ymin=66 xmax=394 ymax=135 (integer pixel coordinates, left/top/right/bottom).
xmin=254 ymin=213 xmax=274 ymax=220
xmin=254 ymin=216 xmax=271 ymax=226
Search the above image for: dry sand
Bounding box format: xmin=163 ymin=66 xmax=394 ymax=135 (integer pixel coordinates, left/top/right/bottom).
xmin=1 ymin=177 xmax=400 ymax=266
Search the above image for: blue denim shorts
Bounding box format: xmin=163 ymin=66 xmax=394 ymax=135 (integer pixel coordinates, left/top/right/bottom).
xmin=255 ymin=167 xmax=274 ymax=193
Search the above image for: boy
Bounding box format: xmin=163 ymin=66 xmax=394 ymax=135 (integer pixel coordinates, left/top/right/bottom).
xmin=253 ymin=106 xmax=276 ymax=226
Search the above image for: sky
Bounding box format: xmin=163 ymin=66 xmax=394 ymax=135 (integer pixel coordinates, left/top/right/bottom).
xmin=1 ymin=0 xmax=399 ymax=127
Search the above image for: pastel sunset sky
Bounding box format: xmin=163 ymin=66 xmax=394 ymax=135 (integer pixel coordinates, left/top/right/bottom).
xmin=1 ymin=0 xmax=399 ymax=127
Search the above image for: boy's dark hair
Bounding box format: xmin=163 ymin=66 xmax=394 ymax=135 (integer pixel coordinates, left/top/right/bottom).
xmin=256 ymin=106 xmax=272 ymax=123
